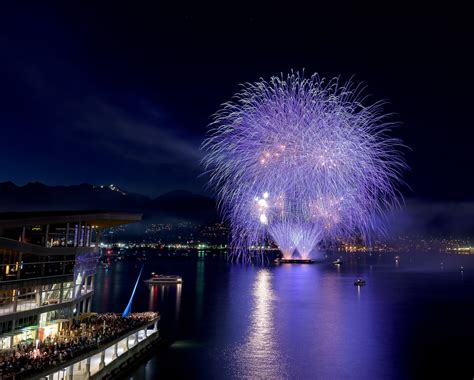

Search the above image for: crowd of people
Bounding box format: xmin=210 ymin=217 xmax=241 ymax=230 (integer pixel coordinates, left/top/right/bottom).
xmin=0 ymin=312 xmax=158 ymax=379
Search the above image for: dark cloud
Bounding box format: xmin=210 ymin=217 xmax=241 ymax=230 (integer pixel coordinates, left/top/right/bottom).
xmin=0 ymin=17 xmax=205 ymax=196
xmin=72 ymin=97 xmax=202 ymax=167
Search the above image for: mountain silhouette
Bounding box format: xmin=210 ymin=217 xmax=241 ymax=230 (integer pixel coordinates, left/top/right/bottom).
xmin=0 ymin=182 xmax=217 ymax=223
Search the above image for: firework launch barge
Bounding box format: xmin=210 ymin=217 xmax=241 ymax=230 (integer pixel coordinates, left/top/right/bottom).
xmin=274 ymin=258 xmax=315 ymax=264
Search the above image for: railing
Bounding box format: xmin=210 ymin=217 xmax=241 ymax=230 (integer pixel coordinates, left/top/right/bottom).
xmin=22 ymin=315 xmax=160 ymax=380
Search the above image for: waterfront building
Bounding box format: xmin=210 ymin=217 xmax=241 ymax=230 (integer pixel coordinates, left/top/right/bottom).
xmin=0 ymin=211 xmax=141 ymax=350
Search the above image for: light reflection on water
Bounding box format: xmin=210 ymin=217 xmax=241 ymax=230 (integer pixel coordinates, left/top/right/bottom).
xmin=93 ymin=253 xmax=474 ymax=380
xmin=148 ymin=283 xmax=182 ymax=320
xmin=195 ymin=258 xmax=205 ymax=321
xmin=233 ymin=269 xmax=287 ymax=379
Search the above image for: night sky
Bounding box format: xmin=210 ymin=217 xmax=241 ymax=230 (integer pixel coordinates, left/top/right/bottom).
xmin=0 ymin=3 xmax=472 ymax=202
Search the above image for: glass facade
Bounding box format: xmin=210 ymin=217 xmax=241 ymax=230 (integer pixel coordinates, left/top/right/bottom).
xmin=0 ymin=217 xmax=99 ymax=350
xmin=0 ymin=211 xmax=140 ymax=354
xmin=0 ymin=280 xmax=86 ymax=316
xmin=0 ymin=254 xmax=75 ymax=282
xmin=0 ymin=223 xmax=98 ymax=248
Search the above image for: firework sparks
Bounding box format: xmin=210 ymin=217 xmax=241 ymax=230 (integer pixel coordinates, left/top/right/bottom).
xmin=202 ymin=72 xmax=406 ymax=262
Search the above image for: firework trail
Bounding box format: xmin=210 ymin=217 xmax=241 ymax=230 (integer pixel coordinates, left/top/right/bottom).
xmin=202 ymin=72 xmax=406 ymax=263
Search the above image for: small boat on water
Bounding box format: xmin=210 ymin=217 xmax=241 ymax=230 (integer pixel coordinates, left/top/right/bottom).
xmin=354 ymin=278 xmax=366 ymax=286
xmin=145 ymin=272 xmax=182 ymax=284
xmin=332 ymin=258 xmax=342 ymax=265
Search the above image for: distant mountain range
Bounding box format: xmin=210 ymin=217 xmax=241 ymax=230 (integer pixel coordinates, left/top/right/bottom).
xmin=0 ymin=182 xmax=217 ymax=223
xmin=2 ymin=182 xmax=471 ymax=239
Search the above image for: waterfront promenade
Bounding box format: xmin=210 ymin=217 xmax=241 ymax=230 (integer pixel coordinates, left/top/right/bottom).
xmin=0 ymin=312 xmax=159 ymax=379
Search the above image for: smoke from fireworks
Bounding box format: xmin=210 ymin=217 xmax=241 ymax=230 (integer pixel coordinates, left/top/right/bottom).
xmin=202 ymin=72 xmax=406 ymax=262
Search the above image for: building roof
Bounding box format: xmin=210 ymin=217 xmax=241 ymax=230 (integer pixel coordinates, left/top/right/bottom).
xmin=0 ymin=210 xmax=142 ymax=228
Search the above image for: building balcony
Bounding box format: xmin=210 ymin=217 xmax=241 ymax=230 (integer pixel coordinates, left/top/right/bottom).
xmin=0 ymin=289 xmax=94 ymax=323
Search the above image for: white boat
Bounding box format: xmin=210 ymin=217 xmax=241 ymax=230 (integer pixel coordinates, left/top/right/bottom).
xmin=144 ymin=273 xmax=183 ymax=284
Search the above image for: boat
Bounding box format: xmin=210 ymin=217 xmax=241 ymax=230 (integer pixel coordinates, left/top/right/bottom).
xmin=354 ymin=278 xmax=366 ymax=286
xmin=144 ymin=272 xmax=183 ymax=284
xmin=332 ymin=258 xmax=342 ymax=265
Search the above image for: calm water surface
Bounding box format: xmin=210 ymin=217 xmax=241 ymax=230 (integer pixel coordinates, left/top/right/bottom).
xmin=91 ymin=252 xmax=474 ymax=379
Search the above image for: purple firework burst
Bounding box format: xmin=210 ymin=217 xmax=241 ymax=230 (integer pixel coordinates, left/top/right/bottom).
xmin=202 ymin=72 xmax=406 ymax=262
